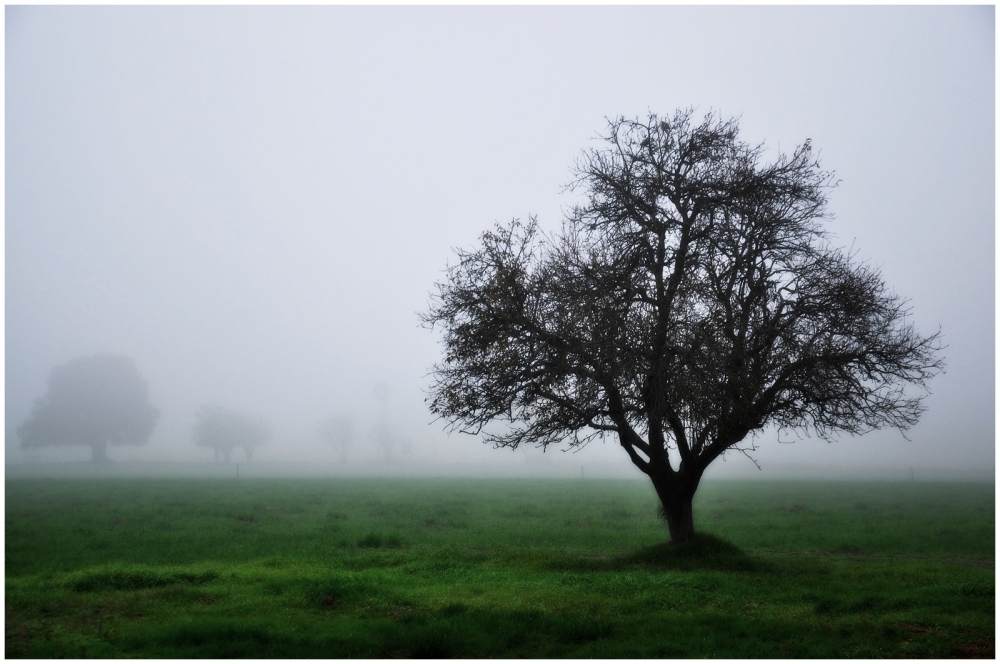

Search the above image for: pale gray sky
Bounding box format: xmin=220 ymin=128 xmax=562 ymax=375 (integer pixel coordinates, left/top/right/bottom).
xmin=5 ymin=6 xmax=994 ymax=478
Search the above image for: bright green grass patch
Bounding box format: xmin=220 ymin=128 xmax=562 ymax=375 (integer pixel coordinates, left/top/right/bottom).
xmin=6 ymin=477 xmax=994 ymax=658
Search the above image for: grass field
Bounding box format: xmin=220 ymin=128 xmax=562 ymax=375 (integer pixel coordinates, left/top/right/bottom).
xmin=5 ymin=476 xmax=994 ymax=658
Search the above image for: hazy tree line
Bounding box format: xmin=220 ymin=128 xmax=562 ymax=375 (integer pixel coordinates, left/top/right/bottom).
xmin=15 ymin=353 xmax=408 ymax=464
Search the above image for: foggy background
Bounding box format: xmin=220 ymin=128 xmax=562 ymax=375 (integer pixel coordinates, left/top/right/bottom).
xmin=6 ymin=6 xmax=994 ymax=480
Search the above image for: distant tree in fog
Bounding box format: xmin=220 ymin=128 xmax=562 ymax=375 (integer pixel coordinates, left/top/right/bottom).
xmin=318 ymin=414 xmax=354 ymax=463
xmin=424 ymin=109 xmax=943 ymax=544
xmin=17 ymin=353 xmax=159 ymax=462
xmin=374 ymin=420 xmax=397 ymax=461
xmin=192 ymin=403 xmax=270 ymax=463
xmin=368 ymin=382 xmax=413 ymax=462
xmin=373 ymin=382 xmax=391 ymax=407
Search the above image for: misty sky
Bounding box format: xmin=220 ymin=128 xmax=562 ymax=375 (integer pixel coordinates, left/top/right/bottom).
xmin=6 ymin=6 xmax=994 ymax=478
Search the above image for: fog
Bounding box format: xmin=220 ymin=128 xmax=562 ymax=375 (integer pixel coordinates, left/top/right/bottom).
xmin=6 ymin=6 xmax=994 ymax=481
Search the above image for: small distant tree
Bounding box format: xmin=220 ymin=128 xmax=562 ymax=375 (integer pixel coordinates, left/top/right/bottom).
xmin=17 ymin=353 xmax=159 ymax=462
xmin=371 ymin=382 xmax=399 ymax=462
xmin=241 ymin=415 xmax=270 ymax=462
xmin=318 ymin=415 xmax=355 ymax=463
xmin=424 ymin=109 xmax=943 ymax=544
xmin=192 ymin=404 xmax=270 ymax=463
xmin=373 ymin=420 xmax=399 ymax=462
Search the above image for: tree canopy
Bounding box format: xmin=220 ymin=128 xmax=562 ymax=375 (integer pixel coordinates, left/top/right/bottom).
xmin=424 ymin=109 xmax=943 ymax=543
xmin=18 ymin=353 xmax=159 ymax=462
xmin=192 ymin=403 xmax=270 ymax=463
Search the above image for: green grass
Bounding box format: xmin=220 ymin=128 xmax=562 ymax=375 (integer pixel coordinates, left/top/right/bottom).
xmin=6 ymin=477 xmax=994 ymax=658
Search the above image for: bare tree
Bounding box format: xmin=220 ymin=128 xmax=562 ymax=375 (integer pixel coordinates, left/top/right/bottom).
xmin=373 ymin=421 xmax=397 ymax=462
xmin=423 ymin=109 xmax=943 ymax=544
xmin=373 ymin=382 xmax=391 ymax=408
xmin=371 ymin=382 xmax=400 ymax=462
xmin=318 ymin=414 xmax=355 ymax=463
xmin=17 ymin=354 xmax=159 ymax=462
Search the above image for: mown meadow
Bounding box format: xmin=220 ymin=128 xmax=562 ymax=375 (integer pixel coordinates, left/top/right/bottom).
xmin=5 ymin=476 xmax=994 ymax=658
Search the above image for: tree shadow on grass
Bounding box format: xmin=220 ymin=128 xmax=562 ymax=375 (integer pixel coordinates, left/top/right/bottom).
xmin=620 ymin=533 xmax=765 ymax=572
xmin=539 ymin=533 xmax=767 ymax=574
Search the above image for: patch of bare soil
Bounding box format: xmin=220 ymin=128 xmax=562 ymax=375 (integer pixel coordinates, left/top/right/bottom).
xmin=957 ymin=636 xmax=994 ymax=659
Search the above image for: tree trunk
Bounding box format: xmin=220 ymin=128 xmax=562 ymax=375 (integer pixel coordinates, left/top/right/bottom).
xmin=90 ymin=442 xmax=109 ymax=463
xmin=651 ymin=474 xmax=700 ymax=544
xmin=660 ymin=492 xmax=696 ymax=544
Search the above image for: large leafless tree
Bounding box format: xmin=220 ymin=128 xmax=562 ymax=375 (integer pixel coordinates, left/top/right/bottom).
xmin=424 ymin=109 xmax=943 ymax=544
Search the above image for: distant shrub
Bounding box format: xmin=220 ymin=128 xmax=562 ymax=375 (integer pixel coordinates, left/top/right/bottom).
xmin=358 ymin=533 xmax=382 ymax=548
xmin=357 ymin=533 xmax=402 ymax=549
xmin=438 ymin=602 xmax=468 ymax=617
xmin=303 ymin=573 xmax=374 ymax=610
